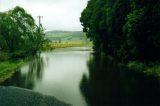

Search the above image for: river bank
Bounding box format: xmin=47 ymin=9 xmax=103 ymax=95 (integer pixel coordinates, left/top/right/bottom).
xmin=47 ymin=41 xmax=92 ymax=49
xmin=127 ymin=61 xmax=160 ymax=78
xmin=0 ymin=43 xmax=92 ymax=83
xmin=0 ymin=60 xmax=25 ymax=83
xmin=1 ymin=47 xmax=91 ymax=106
xmin=1 ymin=47 xmax=160 ymax=106
xmin=0 ymin=86 xmax=71 ymax=106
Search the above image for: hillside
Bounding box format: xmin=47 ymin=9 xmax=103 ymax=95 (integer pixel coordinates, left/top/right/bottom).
xmin=45 ymin=31 xmax=88 ymax=42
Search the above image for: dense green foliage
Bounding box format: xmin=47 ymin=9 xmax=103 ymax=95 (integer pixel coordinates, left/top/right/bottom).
xmin=0 ymin=6 xmax=45 ymax=59
xmin=80 ymin=0 xmax=160 ymax=61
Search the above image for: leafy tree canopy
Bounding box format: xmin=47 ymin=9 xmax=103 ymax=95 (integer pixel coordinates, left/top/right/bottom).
xmin=0 ymin=6 xmax=45 ymax=58
xmin=81 ymin=0 xmax=160 ymax=61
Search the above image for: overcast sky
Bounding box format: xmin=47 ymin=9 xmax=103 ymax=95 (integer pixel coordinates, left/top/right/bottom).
xmin=0 ymin=0 xmax=88 ymax=31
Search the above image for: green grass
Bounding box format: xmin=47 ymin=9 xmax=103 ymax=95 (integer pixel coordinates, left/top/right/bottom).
xmin=0 ymin=60 xmax=25 ymax=83
xmin=48 ymin=41 xmax=93 ymax=49
xmin=127 ymin=61 xmax=160 ymax=77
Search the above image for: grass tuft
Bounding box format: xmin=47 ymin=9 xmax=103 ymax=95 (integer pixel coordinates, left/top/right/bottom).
xmin=0 ymin=60 xmax=25 ymax=83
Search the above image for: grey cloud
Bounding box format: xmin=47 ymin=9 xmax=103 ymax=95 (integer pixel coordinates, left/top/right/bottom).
xmin=0 ymin=0 xmax=88 ymax=31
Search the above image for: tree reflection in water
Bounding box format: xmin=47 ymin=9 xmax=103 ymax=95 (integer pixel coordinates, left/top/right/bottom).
xmin=80 ymin=55 xmax=160 ymax=106
xmin=2 ymin=54 xmax=44 ymax=89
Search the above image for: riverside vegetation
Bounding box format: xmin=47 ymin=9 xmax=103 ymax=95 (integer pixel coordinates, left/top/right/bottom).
xmin=45 ymin=30 xmax=92 ymax=49
xmin=1 ymin=0 xmax=160 ymax=84
xmin=0 ymin=6 xmax=46 ymax=82
xmin=80 ymin=0 xmax=160 ymax=77
xmin=0 ymin=6 xmax=91 ymax=82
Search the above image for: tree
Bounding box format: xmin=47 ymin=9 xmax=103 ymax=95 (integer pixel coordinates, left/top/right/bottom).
xmin=81 ymin=0 xmax=160 ymax=61
xmin=0 ymin=6 xmax=45 ymax=58
xmin=123 ymin=0 xmax=160 ymax=60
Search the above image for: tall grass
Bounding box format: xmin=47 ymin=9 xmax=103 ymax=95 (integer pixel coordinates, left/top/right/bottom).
xmin=49 ymin=41 xmax=93 ymax=49
xmin=127 ymin=61 xmax=160 ymax=77
xmin=0 ymin=60 xmax=25 ymax=82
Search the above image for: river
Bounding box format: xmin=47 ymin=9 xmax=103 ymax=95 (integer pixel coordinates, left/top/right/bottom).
xmin=1 ymin=47 xmax=160 ymax=106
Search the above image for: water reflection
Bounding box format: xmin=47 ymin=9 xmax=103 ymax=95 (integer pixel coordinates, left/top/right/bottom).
xmin=2 ymin=54 xmax=44 ymax=89
xmin=1 ymin=47 xmax=91 ymax=106
xmin=80 ymin=55 xmax=160 ymax=106
xmin=1 ymin=48 xmax=160 ymax=106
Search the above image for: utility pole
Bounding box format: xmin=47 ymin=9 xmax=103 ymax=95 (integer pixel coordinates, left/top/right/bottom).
xmin=37 ymin=16 xmax=43 ymax=27
xmin=37 ymin=16 xmax=43 ymax=34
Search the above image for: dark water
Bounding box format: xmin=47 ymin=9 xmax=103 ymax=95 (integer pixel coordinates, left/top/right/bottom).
xmin=80 ymin=55 xmax=160 ymax=106
xmin=1 ymin=47 xmax=160 ymax=106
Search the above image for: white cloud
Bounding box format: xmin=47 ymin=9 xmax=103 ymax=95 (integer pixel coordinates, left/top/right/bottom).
xmin=0 ymin=0 xmax=88 ymax=31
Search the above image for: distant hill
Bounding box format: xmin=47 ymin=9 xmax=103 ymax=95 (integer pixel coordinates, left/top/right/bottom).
xmin=45 ymin=31 xmax=88 ymax=42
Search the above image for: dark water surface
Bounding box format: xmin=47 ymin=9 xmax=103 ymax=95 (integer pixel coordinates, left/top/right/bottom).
xmin=1 ymin=47 xmax=160 ymax=106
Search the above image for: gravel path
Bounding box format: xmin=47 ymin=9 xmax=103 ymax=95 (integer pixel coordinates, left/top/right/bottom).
xmin=0 ymin=86 xmax=72 ymax=106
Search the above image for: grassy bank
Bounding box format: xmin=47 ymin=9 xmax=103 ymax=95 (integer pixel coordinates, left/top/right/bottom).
xmin=127 ymin=61 xmax=160 ymax=78
xmin=0 ymin=60 xmax=25 ymax=83
xmin=48 ymin=41 xmax=93 ymax=49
